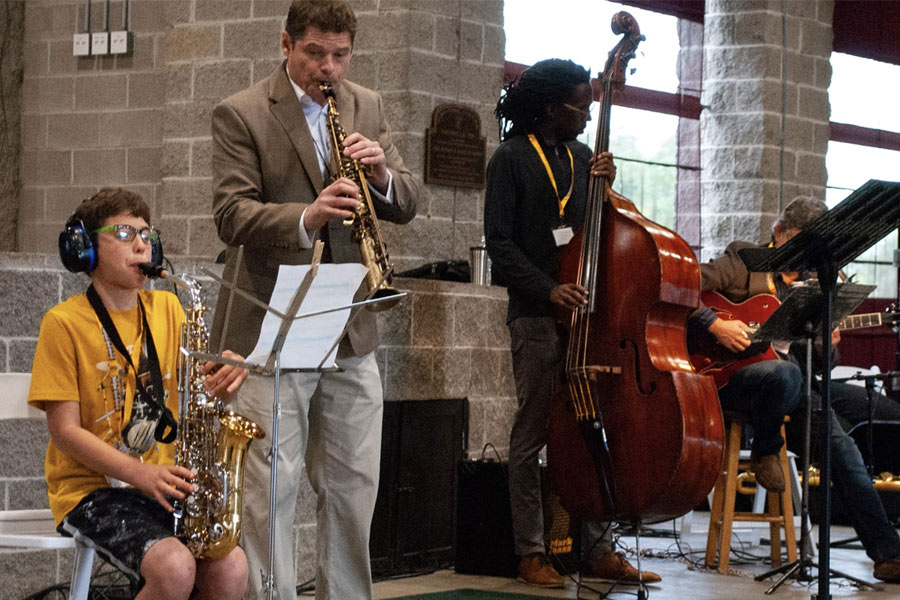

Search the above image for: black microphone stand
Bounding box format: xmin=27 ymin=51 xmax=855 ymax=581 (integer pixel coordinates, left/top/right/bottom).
xmin=895 ymin=247 xmax=900 ymax=402
xmin=754 ymin=323 xmax=817 ymax=591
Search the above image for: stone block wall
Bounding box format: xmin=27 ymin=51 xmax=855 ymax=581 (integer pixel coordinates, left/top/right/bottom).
xmin=14 ymin=0 xmax=505 ymax=273
xmin=700 ymin=0 xmax=833 ymax=259
xmin=16 ymin=0 xmax=168 ymax=254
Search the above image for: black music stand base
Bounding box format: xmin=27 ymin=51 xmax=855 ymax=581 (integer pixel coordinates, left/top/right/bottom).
xmin=755 ymin=555 xmax=880 ymax=595
xmin=753 ymin=333 xmax=877 ymax=594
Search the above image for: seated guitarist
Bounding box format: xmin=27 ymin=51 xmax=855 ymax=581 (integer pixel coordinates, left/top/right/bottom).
xmin=688 ymin=196 xmax=900 ymax=583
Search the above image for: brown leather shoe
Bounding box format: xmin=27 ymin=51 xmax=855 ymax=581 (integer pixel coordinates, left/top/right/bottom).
xmin=581 ymin=551 xmax=662 ymax=584
xmin=874 ymin=557 xmax=900 ymax=582
xmin=750 ymin=452 xmax=786 ymax=493
xmin=517 ymin=553 xmax=564 ymax=588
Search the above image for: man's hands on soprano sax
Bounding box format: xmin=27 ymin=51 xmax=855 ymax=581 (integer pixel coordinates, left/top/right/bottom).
xmin=305 ymin=177 xmax=361 ymax=231
xmin=342 ymin=132 xmax=390 ymax=192
xmin=304 ymin=132 xmax=389 ymax=233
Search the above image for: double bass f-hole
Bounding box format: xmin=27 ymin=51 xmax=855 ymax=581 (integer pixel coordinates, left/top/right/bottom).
xmin=620 ymin=338 xmax=657 ymax=396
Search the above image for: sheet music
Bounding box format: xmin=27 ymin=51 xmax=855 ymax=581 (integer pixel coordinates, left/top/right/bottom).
xmin=246 ymin=263 xmax=369 ymax=370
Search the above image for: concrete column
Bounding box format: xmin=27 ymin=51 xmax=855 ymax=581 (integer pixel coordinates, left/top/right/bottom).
xmin=701 ymin=0 xmax=833 ymax=259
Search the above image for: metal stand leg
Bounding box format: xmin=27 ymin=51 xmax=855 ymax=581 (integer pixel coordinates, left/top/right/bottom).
xmin=634 ymin=524 xmax=647 ymax=600
xmin=258 ymin=353 xmax=282 ymax=600
xmin=755 ymin=330 xmax=880 ymax=594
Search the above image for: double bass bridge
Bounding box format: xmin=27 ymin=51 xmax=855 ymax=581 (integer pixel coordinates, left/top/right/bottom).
xmin=565 ymin=364 xmax=621 ymax=423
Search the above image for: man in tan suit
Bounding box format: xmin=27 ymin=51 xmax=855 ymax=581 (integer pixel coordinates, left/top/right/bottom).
xmin=209 ymin=2 xmax=418 ymax=599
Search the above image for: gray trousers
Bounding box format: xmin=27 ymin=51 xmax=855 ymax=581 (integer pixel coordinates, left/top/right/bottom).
xmin=507 ymin=316 xmax=613 ymax=559
xmin=234 ymin=352 xmax=382 ymax=600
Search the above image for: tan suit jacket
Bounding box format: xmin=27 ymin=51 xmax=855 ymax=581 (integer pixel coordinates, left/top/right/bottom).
xmin=209 ymin=64 xmax=418 ymax=358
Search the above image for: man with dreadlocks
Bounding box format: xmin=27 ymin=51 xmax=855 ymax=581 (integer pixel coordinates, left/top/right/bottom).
xmin=484 ymin=58 xmax=661 ymax=588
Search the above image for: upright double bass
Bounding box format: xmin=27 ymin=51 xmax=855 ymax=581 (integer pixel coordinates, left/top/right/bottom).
xmin=548 ymin=12 xmax=724 ymax=525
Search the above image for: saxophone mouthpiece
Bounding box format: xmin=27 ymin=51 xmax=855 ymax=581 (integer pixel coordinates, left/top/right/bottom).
xmin=139 ymin=262 xmax=167 ymax=279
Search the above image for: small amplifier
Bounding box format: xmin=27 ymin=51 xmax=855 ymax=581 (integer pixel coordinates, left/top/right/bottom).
xmin=455 ymin=459 xmax=580 ymax=577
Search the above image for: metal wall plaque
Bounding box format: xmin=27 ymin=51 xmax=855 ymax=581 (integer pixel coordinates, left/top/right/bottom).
xmin=425 ymin=104 xmax=486 ymax=189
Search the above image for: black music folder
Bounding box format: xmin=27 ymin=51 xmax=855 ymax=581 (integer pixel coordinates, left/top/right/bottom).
xmin=750 ymin=281 xmax=875 ymax=344
xmin=739 ymin=179 xmax=900 ymax=275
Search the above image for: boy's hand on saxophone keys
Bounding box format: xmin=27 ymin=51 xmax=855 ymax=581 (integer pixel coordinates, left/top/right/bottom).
xmin=305 ymin=177 xmax=361 ymax=230
xmin=134 ymin=463 xmax=195 ymax=512
xmin=342 ymin=132 xmax=390 ymax=192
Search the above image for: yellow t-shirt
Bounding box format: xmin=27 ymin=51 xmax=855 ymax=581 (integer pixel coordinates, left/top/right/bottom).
xmin=27 ymin=289 xmax=185 ymax=526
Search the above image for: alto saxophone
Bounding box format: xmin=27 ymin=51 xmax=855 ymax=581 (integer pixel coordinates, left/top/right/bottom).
xmin=320 ymin=81 xmax=401 ymax=311
xmin=144 ymin=265 xmax=265 ymax=559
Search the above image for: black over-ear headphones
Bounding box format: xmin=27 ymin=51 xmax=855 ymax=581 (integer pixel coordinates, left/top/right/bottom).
xmin=58 ymin=215 xmax=96 ymax=273
xmin=58 ymin=214 xmax=165 ymax=273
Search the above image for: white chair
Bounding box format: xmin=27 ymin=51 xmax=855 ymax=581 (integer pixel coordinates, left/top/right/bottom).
xmin=832 ymin=365 xmax=884 ymax=395
xmin=0 ymin=373 xmax=95 ymax=600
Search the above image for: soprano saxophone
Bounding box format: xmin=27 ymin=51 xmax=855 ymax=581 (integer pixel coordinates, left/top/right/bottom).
xmin=320 ymin=81 xmax=402 ymax=311
xmin=141 ymin=263 xmax=265 ymax=559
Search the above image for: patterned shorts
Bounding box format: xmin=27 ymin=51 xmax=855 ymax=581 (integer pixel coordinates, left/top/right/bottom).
xmin=58 ymin=487 xmax=175 ymax=589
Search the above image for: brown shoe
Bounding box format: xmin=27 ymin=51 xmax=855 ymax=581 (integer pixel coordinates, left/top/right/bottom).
xmin=581 ymin=551 xmax=662 ymax=584
xmin=874 ymin=557 xmax=900 ymax=582
xmin=517 ymin=553 xmax=564 ymax=588
xmin=750 ymin=452 xmax=786 ymax=493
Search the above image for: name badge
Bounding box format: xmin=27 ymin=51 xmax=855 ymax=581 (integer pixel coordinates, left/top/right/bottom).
xmin=552 ymin=226 xmax=574 ymax=247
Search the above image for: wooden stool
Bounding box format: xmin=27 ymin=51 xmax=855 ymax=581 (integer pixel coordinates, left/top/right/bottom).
xmin=705 ymin=415 xmax=797 ymax=573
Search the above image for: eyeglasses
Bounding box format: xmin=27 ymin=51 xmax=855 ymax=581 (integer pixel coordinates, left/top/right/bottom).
xmin=94 ymin=224 xmax=160 ymax=244
xmin=562 ymin=103 xmax=593 ymax=118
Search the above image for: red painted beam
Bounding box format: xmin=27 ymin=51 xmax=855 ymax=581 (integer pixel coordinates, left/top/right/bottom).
xmin=830 ymin=122 xmax=900 ymax=153
xmin=504 ymin=61 xmax=702 ymax=120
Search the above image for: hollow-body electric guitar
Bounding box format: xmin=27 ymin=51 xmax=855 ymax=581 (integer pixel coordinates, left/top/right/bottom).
xmin=690 ymin=291 xmax=899 ymax=389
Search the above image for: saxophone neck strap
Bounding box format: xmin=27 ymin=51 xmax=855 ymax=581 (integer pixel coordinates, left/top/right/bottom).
xmin=86 ymin=285 xmax=176 ymax=444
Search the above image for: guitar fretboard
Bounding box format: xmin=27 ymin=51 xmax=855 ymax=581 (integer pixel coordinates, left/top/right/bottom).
xmin=838 ymin=313 xmax=883 ymax=330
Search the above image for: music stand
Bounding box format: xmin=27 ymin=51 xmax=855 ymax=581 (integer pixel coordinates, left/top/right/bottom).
xmin=190 ymin=242 xmax=405 ymax=600
xmin=739 ymin=179 xmax=900 ymax=599
xmin=747 ymin=282 xmax=878 ymax=593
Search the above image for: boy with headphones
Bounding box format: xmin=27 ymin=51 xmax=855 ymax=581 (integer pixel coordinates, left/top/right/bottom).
xmin=28 ymin=188 xmax=250 ymax=599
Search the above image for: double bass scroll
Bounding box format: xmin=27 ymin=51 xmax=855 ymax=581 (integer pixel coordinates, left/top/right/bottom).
xmin=547 ymin=12 xmax=724 ymax=526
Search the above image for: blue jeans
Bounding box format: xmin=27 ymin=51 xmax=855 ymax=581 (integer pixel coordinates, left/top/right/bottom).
xmin=717 ymin=359 xmax=802 ymax=457
xmin=806 ymin=411 xmax=900 ymax=563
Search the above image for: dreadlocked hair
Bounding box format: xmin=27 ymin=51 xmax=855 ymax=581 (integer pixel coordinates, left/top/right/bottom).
xmin=495 ymin=58 xmax=591 ymax=142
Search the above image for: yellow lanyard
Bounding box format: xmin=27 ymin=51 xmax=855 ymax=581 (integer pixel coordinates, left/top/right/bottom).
xmin=528 ymin=134 xmax=574 ymax=218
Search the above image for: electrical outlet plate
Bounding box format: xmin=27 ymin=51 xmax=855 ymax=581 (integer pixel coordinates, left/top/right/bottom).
xmin=73 ymin=33 xmax=90 ymax=57
xmin=110 ymin=31 xmax=134 ymax=55
xmin=91 ymin=32 xmax=109 ymax=55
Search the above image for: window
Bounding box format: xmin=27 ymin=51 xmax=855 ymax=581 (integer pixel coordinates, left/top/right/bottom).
xmin=827 ymin=53 xmax=900 ymax=298
xmin=503 ymin=0 xmax=699 ymax=235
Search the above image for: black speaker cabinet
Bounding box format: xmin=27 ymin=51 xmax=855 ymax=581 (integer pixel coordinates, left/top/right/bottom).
xmin=370 ymin=399 xmax=467 ymax=575
xmin=455 ymin=460 xmax=580 ymax=577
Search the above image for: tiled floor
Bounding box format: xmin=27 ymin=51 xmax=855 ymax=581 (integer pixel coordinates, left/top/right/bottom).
xmin=370 ymin=514 xmax=898 ymax=600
